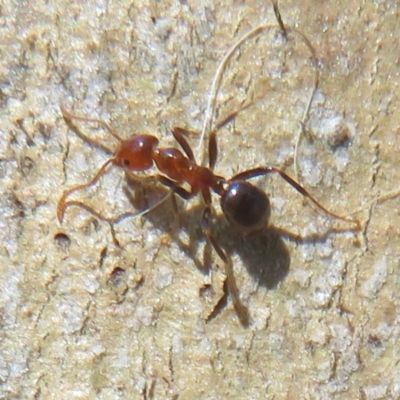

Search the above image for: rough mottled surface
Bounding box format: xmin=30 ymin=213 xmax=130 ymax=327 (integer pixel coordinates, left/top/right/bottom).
xmin=1 ymin=0 xmax=399 ymax=399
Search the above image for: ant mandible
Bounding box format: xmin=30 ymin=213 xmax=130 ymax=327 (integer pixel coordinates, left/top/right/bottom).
xmin=57 ymin=2 xmax=360 ymax=326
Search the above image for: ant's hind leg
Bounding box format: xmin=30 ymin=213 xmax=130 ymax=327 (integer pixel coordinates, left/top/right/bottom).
xmin=231 ymin=166 xmax=361 ymax=229
xmin=201 ymin=206 xmax=250 ymax=326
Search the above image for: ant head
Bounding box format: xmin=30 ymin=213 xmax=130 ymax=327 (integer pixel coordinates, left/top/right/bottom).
xmin=221 ymin=181 xmax=271 ymax=236
xmin=115 ymin=135 xmax=159 ymax=171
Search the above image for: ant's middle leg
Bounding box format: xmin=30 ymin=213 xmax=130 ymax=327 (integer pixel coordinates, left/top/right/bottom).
xmin=156 ymin=175 xmax=197 ymax=200
xmin=201 ymin=205 xmax=250 ymax=326
xmin=157 ymin=175 xmax=250 ymax=324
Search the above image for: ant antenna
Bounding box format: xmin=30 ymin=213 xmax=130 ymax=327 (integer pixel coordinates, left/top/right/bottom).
xmin=60 ymin=104 xmax=123 ymax=142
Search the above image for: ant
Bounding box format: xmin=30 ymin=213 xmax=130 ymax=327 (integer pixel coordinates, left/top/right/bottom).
xmin=57 ymin=3 xmax=360 ymax=326
xmin=58 ymin=102 xmax=359 ymax=325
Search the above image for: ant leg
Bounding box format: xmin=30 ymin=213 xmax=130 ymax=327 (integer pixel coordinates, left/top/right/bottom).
xmin=125 ymin=173 xmax=181 ymax=229
xmin=158 ymin=176 xmax=249 ymax=324
xmin=60 ymin=104 xmax=123 ymax=142
xmin=231 ymin=166 xmax=361 ymax=228
xmin=124 ymin=170 xmax=167 ymax=186
xmin=171 ymin=127 xmax=196 ymax=161
xmin=58 ymin=158 xmax=115 ymax=223
xmin=60 ymin=199 xmax=121 ymax=245
xmin=208 ymin=102 xmax=255 ymax=171
xmin=172 ymin=102 xmax=254 ymax=170
xmin=156 ymin=175 xmax=197 ymax=200
xmin=169 ymin=192 xmax=181 ymax=228
xmin=61 ymin=192 xmax=173 ymax=246
xmin=201 ymin=206 xmax=250 ymax=326
xmin=124 ymin=172 xmax=181 ymax=227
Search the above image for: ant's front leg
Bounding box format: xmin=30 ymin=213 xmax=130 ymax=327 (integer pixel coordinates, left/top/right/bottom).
xmin=57 ymin=158 xmax=115 ymax=223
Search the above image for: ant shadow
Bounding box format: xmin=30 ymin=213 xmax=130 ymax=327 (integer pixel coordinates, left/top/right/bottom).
xmin=120 ymin=180 xmax=290 ymax=289
xmin=121 ymin=179 xmax=357 ymax=298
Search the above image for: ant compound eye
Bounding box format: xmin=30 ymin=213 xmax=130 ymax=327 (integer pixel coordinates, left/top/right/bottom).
xmin=123 ymin=159 xmax=130 ymax=167
xmin=221 ymin=181 xmax=271 ymax=236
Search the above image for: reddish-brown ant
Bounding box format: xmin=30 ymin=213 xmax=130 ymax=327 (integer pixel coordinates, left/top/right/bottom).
xmin=58 ymin=102 xmax=359 ymax=325
xmin=57 ymin=2 xmax=360 ymax=326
